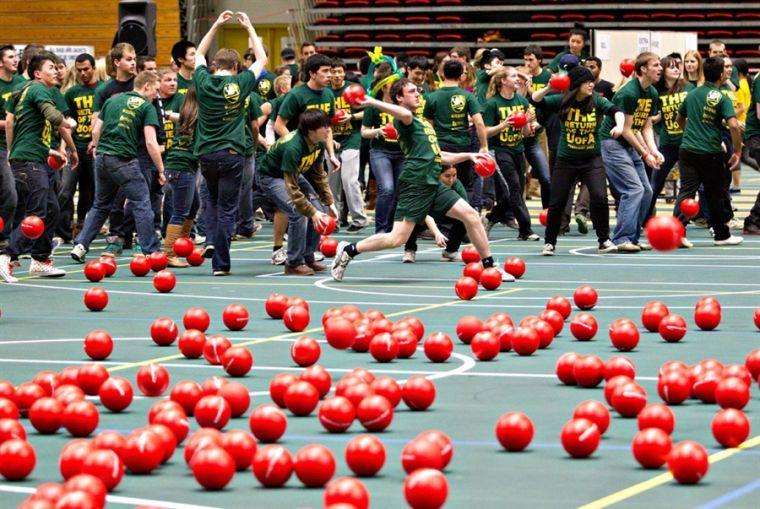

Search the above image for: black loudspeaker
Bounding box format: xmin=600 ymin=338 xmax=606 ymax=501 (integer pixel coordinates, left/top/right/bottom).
xmin=115 ymin=0 xmax=157 ymax=56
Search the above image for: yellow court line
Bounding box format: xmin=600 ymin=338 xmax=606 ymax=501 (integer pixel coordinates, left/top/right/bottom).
xmin=578 ymin=435 xmax=760 ymax=509
xmin=107 ymin=286 xmax=522 ymax=373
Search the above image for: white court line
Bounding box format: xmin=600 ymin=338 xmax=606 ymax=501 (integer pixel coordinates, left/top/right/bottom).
xmin=0 ymin=485 xmax=222 ymax=509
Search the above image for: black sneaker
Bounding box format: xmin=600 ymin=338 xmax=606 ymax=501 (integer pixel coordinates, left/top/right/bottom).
xmin=201 ymin=245 xmax=215 ymax=259
xmin=346 ymin=224 xmax=366 ymax=234
xmin=505 ymin=218 xmax=519 ymax=230
xmin=743 ymin=222 xmax=760 ymax=235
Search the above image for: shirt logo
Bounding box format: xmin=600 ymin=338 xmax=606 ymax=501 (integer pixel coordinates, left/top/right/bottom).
xmin=127 ymin=96 xmax=145 ymax=110
xmin=223 ymin=83 xmax=241 ymax=103
xmin=706 ymin=90 xmax=722 ymax=107
xmin=258 ymin=80 xmax=271 ymax=96
xmin=450 ymin=94 xmax=466 ymax=113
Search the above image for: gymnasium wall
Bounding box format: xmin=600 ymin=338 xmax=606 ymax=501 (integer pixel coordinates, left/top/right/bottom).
xmin=0 ymin=0 xmax=180 ymax=65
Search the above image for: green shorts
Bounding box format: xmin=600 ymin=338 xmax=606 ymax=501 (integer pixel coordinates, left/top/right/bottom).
xmin=393 ymin=181 xmax=463 ymax=224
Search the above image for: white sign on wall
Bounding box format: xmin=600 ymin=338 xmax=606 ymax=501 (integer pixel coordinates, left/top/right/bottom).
xmin=14 ymin=45 xmax=96 ymax=65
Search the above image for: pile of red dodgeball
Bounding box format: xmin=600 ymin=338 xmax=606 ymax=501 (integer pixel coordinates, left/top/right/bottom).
xmin=454 ymin=246 xmax=526 ymax=300
xmin=264 ymin=293 xmax=312 ymax=333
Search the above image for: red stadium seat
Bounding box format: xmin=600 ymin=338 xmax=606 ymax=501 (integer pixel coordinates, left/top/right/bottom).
xmin=405 ymin=33 xmax=433 ymax=41
xmin=375 ymin=0 xmax=400 ymax=5
xmin=589 ymin=14 xmax=615 ymax=21
xmin=543 ymin=50 xmax=557 ymax=58
xmin=560 ymin=14 xmax=586 ymax=22
xmin=736 ymin=13 xmax=760 ymax=20
xmin=651 ymin=13 xmax=677 ymax=20
xmin=315 ymin=17 xmax=340 ymax=25
xmin=737 ymin=30 xmax=760 ymax=37
xmin=436 ymin=0 xmax=461 ymax=4
xmin=707 ymin=30 xmax=733 ymax=38
xmin=344 ymin=0 xmax=369 ymax=6
xmin=320 ymin=48 xmax=339 ymax=57
xmin=376 ymin=16 xmax=401 ymax=24
xmin=736 ymin=49 xmax=760 ymax=57
xmin=439 ymin=34 xmax=464 ymax=41
xmin=407 ymin=0 xmax=431 ymax=5
xmin=404 ymin=15 xmax=432 ymax=23
xmin=345 ymin=48 xmax=369 ymax=57
xmin=531 ymin=33 xmax=558 ymax=40
xmin=531 ymin=15 xmax=557 ymax=22
xmin=407 ymin=49 xmax=432 ymax=56
xmin=345 ymin=16 xmax=370 ymax=23
xmin=436 ymin=15 xmax=462 ymax=23
xmin=622 ymin=14 xmax=649 ymax=21
xmin=314 ymin=0 xmax=340 ymax=7
xmin=316 ymin=34 xmax=340 ymax=42
xmin=706 ymin=13 xmax=733 ymax=20
xmin=679 ymin=13 xmax=705 ymax=21
xmin=377 ymin=33 xmax=401 ymax=40
xmin=345 ymin=33 xmax=370 ymax=40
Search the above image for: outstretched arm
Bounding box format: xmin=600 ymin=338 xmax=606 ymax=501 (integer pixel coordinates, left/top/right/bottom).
xmin=195 ymin=11 xmax=235 ymax=67
xmin=237 ymin=12 xmax=267 ymax=79
xmin=356 ymin=96 xmax=414 ymax=126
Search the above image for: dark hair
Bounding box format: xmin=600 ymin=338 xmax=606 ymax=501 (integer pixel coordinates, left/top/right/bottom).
xmin=38 ymin=50 xmax=61 ymax=66
xmin=0 ymin=45 xmax=15 ymax=60
xmin=395 ymin=52 xmax=409 ymax=67
xmin=406 ymin=55 xmax=429 ymax=72
xmin=450 ymin=46 xmax=471 ymax=60
xmin=179 ymin=85 xmax=198 ymax=136
xmin=297 ymin=108 xmax=330 ymax=135
xmin=301 ymin=41 xmax=316 ymax=51
xmin=28 ymin=53 xmax=54 ymax=77
xmin=703 ymin=57 xmax=724 ymax=83
xmin=331 ymin=58 xmax=346 ymax=70
xmin=243 ymin=48 xmax=255 ymax=62
xmin=75 ymin=53 xmax=95 ymax=66
xmin=477 ymin=49 xmax=503 ymax=70
xmin=358 ymin=56 xmax=372 ymax=76
xmin=523 ymin=45 xmax=544 ymax=61
xmin=137 ymin=55 xmax=155 ymax=72
xmin=442 ymin=60 xmax=464 ymax=80
xmin=585 ymin=56 xmax=602 ymax=68
xmin=667 ymin=52 xmax=683 ymax=61
xmin=569 ymin=28 xmax=588 ymax=42
xmin=734 ymin=57 xmax=749 ymax=77
xmin=656 ymin=56 xmax=686 ymax=95
xmin=171 ymin=40 xmax=195 ymax=66
xmin=389 ymin=77 xmax=413 ymax=104
xmin=305 ymin=54 xmax=333 ymax=76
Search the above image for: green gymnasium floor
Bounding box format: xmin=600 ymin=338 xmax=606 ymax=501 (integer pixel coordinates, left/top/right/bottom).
xmin=0 ymin=175 xmax=759 ymax=509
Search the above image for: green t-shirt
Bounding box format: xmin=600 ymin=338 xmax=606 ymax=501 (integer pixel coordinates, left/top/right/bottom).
xmin=423 ymin=86 xmax=482 ymax=147
xmin=600 ymin=78 xmax=659 ymax=146
xmin=243 ymin=93 xmax=264 ymax=157
xmin=483 ymin=93 xmax=530 ymax=154
xmin=64 ymin=82 xmax=98 ymax=150
xmin=259 ymin=130 xmax=324 ymax=178
xmin=256 ymin=75 xmax=276 ymax=101
xmin=177 ymin=72 xmax=193 ymax=96
xmin=286 ymin=64 xmax=300 ymax=80
xmin=0 ymin=74 xmax=27 ymax=151
xmin=475 ymin=69 xmax=491 ymax=106
xmin=165 ymin=126 xmax=198 ymax=172
xmin=278 ymin=83 xmax=334 ymax=133
xmin=657 ymin=83 xmax=695 ymax=147
xmin=744 ymin=79 xmax=760 ymax=139
xmin=719 ymin=84 xmax=740 ymax=134
xmin=331 ymin=82 xmax=362 ymax=151
xmin=193 ymin=65 xmax=257 ymax=157
xmin=543 ymin=94 xmax=616 ymax=159
xmin=548 ymin=49 xmax=589 ymax=73
xmin=50 ymin=86 xmax=68 ymax=144
xmin=530 ymin=69 xmax=552 ymax=92
xmin=97 ymin=91 xmax=159 ymax=159
xmin=395 ymin=117 xmax=442 ymax=186
xmin=679 ymin=83 xmax=736 ymax=154
xmin=160 ymin=93 xmax=184 ymax=150
xmin=8 ymin=81 xmax=58 ymax=163
xmin=362 ymin=105 xmax=402 ymax=153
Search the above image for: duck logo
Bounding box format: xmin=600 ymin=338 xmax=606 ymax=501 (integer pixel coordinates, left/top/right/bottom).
xmin=706 ymin=90 xmax=722 ymax=107
xmin=450 ymin=94 xmax=466 ymax=113
xmin=258 ymin=79 xmax=271 ymax=96
xmin=223 ymin=83 xmax=241 ymax=103
xmin=127 ymin=96 xmax=145 ymax=110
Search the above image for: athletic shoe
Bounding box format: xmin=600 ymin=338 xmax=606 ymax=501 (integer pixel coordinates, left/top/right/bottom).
xmin=201 ymin=245 xmax=215 ymax=259
xmin=213 ymin=270 xmax=230 ymax=276
xmin=743 ymin=222 xmax=760 ymax=235
xmin=679 ymin=237 xmax=694 ymax=248
xmin=103 ymin=237 xmax=122 ymax=257
xmin=598 ymin=240 xmax=617 ymax=253
xmin=714 ymin=235 xmax=743 ymax=246
xmin=726 ymin=219 xmax=742 ymax=230
xmin=692 ymin=217 xmax=709 ymax=228
xmin=616 ymin=242 xmax=641 ymax=253
xmin=313 ymin=251 xmax=325 ymax=262
xmin=402 ymin=250 xmax=416 ymax=263
xmin=497 ymin=267 xmax=516 ymax=282
xmin=271 ymin=247 xmax=286 ymax=265
xmin=285 ymin=263 xmax=314 ymax=276
xmin=0 ymin=254 xmax=18 ymax=283
xmin=133 ymin=243 xmax=143 ymax=255
xmin=575 ymin=214 xmax=589 ymax=235
xmin=441 ymin=250 xmax=460 ymax=262
xmin=29 ymin=259 xmax=66 ymax=278
xmin=636 ymin=243 xmax=653 ymax=251
xmin=541 ymin=243 xmax=555 ymax=256
xmin=194 ymin=234 xmax=206 ymax=244
xmin=70 ymin=243 xmax=87 ymax=263
xmin=729 ymin=187 xmax=741 ymax=194
xmin=306 ymin=261 xmax=327 ymax=272
xmin=346 ymin=224 xmax=366 ymax=234
xmin=52 ymin=237 xmax=64 ymax=254
xmin=331 ymin=241 xmax=353 ymax=281
xmin=517 ymin=233 xmax=540 ymax=241
xmin=505 ymin=218 xmax=519 ymax=230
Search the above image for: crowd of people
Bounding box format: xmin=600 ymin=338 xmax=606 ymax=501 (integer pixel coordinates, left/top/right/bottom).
xmin=0 ymin=14 xmax=758 ymax=284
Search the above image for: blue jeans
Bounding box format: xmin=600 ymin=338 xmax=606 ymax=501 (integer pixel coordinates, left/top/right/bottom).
xmin=601 ymin=139 xmax=652 ymax=244
xmin=259 ymin=172 xmax=322 ymax=266
xmin=2 ymin=161 xmax=59 ymax=261
xmin=237 ymin=156 xmax=255 ymax=235
xmin=369 ymin=149 xmax=404 ymax=233
xmin=57 ymin=149 xmax=94 ymax=240
xmin=0 ymin=149 xmax=17 ymax=240
xmin=76 ymin=155 xmax=159 ymax=253
xmin=166 ymin=169 xmax=199 ymax=226
xmin=199 ymin=150 xmax=243 ymax=272
xmin=647 ymin=144 xmax=679 ymax=218
xmin=525 ymin=141 xmax=551 ymax=208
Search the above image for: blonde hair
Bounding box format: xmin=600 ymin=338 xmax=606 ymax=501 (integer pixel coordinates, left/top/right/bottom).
xmin=134 ymin=70 xmax=159 ymax=89
xmin=95 ymin=57 xmax=109 ymax=81
xmin=273 ymin=75 xmax=291 ymax=96
xmin=106 ymin=42 xmax=135 ymax=77
xmin=486 ymin=66 xmax=516 ymax=99
xmin=60 ymin=63 xmax=78 ymax=93
xmin=213 ymin=48 xmax=241 ymax=71
xmin=635 ymin=52 xmax=660 ymax=77
xmin=684 ymin=50 xmax=704 ymax=86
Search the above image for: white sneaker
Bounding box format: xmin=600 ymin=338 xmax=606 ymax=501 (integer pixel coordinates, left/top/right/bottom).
xmin=598 ymin=240 xmax=617 ymax=253
xmin=194 ymin=235 xmax=206 ymax=244
xmin=402 ymin=250 xmax=416 ymax=263
xmin=726 ymin=219 xmax=742 ymax=230
xmin=271 ymin=247 xmax=286 ymax=265
xmin=331 ymin=241 xmax=352 ymax=281
xmin=679 ymin=237 xmax=693 ymax=249
xmin=497 ymin=267 xmax=516 ymax=282
xmin=29 ymin=259 xmax=66 ymax=278
xmin=541 ymin=243 xmax=555 ymax=256
xmin=616 ymin=242 xmax=641 ymax=253
xmin=636 ymin=243 xmax=653 ymax=251
xmin=0 ymin=254 xmax=18 ymax=283
xmin=441 ymin=250 xmax=460 ymax=262
xmin=714 ymin=235 xmax=743 ymax=246
xmin=70 ymin=243 xmax=87 ymax=263
xmin=313 ymin=251 xmax=325 ymax=262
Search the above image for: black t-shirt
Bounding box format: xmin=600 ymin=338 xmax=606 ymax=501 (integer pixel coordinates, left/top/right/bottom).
xmin=595 ymin=80 xmax=615 ymax=101
xmin=93 ymin=77 xmax=135 ymax=113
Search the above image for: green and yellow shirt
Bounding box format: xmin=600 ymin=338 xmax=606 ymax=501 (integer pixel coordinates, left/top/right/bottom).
xmin=679 ymin=83 xmax=736 ymax=154
xmin=423 ymin=86 xmax=482 ymax=147
xmin=278 ymin=83 xmax=334 ymax=133
xmin=657 ymin=83 xmax=695 ymax=147
xmin=331 ymin=82 xmax=362 ymax=151
xmin=543 ymin=94 xmax=617 ymax=159
xmin=96 ymin=91 xmax=159 ymax=159
xmin=395 ymin=116 xmax=442 ymax=186
xmin=362 ymin=105 xmax=402 ymax=153
xmin=600 ymin=78 xmax=659 ymax=146
xmin=483 ymin=93 xmax=530 ymax=154
xmin=0 ymin=74 xmax=27 ymax=152
xmin=64 ymin=82 xmax=98 ymax=151
xmin=8 ymin=81 xmax=59 ymax=162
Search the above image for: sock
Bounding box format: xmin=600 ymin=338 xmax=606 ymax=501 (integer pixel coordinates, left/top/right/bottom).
xmin=273 ymin=245 xmax=282 ymax=251
xmin=345 ymin=243 xmax=359 ymax=258
xmin=481 ymin=256 xmax=494 ymax=268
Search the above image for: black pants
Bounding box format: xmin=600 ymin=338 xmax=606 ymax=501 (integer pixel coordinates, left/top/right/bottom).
xmin=57 ymin=149 xmax=94 ymax=240
xmin=545 ymin=156 xmax=609 ymax=246
xmin=487 ymin=150 xmax=533 ymax=237
xmin=3 ymin=161 xmax=60 ymax=261
xmin=746 ymin=136 xmax=760 ymax=225
xmin=440 ymin=142 xmax=476 ymax=206
xmin=673 ymin=149 xmax=730 ymax=241
xmin=405 ymin=219 xmax=466 ymax=253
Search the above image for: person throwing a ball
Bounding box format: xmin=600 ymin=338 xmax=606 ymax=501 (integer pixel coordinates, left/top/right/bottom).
xmin=331 ymin=78 xmax=508 ymax=282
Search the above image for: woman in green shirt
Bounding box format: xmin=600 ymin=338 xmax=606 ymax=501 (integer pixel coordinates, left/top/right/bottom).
xmin=532 ymin=66 xmax=625 ymax=255
xmin=648 ymin=56 xmax=694 ymax=219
